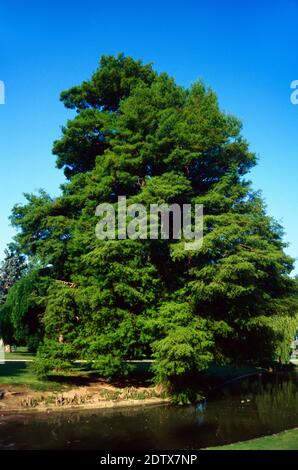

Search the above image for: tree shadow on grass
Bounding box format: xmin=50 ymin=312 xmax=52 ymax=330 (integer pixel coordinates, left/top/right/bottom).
xmin=47 ymin=362 xmax=155 ymax=388
xmin=0 ymin=361 xmax=155 ymax=389
xmin=0 ymin=362 xmax=30 ymax=379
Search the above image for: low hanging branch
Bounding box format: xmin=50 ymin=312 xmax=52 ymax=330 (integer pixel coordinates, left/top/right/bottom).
xmin=56 ymin=280 xmax=78 ymax=289
xmin=239 ymin=243 xmax=254 ymax=252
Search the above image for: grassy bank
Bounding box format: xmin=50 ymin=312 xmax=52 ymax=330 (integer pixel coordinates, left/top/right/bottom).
xmin=0 ymin=358 xmax=265 ymax=394
xmin=0 ymin=360 xmax=167 ymax=411
xmin=208 ymin=428 xmax=298 ymax=450
xmin=0 ymin=355 xmax=269 ymax=411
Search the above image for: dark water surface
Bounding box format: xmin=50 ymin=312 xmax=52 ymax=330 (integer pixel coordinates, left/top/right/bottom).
xmin=1 ymin=371 xmax=298 ymax=449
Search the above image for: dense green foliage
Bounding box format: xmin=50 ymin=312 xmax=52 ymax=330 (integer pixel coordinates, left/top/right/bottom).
xmin=1 ymin=54 xmax=297 ymax=390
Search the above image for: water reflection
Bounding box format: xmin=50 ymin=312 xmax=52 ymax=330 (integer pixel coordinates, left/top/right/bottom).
xmin=0 ymin=371 xmax=298 ymax=449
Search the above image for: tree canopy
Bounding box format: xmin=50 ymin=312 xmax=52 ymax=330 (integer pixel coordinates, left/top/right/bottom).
xmin=1 ymin=54 xmax=297 ymax=388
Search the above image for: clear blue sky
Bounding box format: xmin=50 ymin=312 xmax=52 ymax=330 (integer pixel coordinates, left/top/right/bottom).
xmin=0 ymin=0 xmax=297 ymax=273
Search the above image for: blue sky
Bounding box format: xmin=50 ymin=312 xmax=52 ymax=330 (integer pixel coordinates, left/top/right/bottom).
xmin=0 ymin=0 xmax=297 ymax=273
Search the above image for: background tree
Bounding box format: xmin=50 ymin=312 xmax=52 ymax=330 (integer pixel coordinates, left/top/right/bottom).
xmin=0 ymin=247 xmax=26 ymax=304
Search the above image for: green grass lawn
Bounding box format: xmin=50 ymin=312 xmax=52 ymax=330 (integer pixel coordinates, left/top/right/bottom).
xmin=4 ymin=352 xmax=35 ymax=360
xmin=0 ymin=362 xmax=63 ymax=391
xmin=0 ymin=354 xmax=154 ymax=392
xmin=4 ymin=346 xmax=36 ymax=361
xmin=208 ymin=428 xmax=298 ymax=450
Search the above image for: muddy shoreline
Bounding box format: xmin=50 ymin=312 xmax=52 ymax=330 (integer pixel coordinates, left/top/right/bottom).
xmin=0 ymin=383 xmax=169 ymax=414
xmin=0 ymin=397 xmax=169 ymax=415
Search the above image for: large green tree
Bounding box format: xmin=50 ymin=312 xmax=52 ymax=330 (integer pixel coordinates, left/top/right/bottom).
xmin=7 ymin=54 xmax=298 ymax=385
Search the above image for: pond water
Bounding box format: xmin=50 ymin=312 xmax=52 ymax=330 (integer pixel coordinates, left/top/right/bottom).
xmin=1 ymin=371 xmax=298 ymax=450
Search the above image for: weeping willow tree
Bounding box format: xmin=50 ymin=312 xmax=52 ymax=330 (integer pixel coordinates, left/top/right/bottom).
xmin=0 ymin=270 xmax=50 ymax=351
xmin=272 ymin=314 xmax=298 ymax=363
